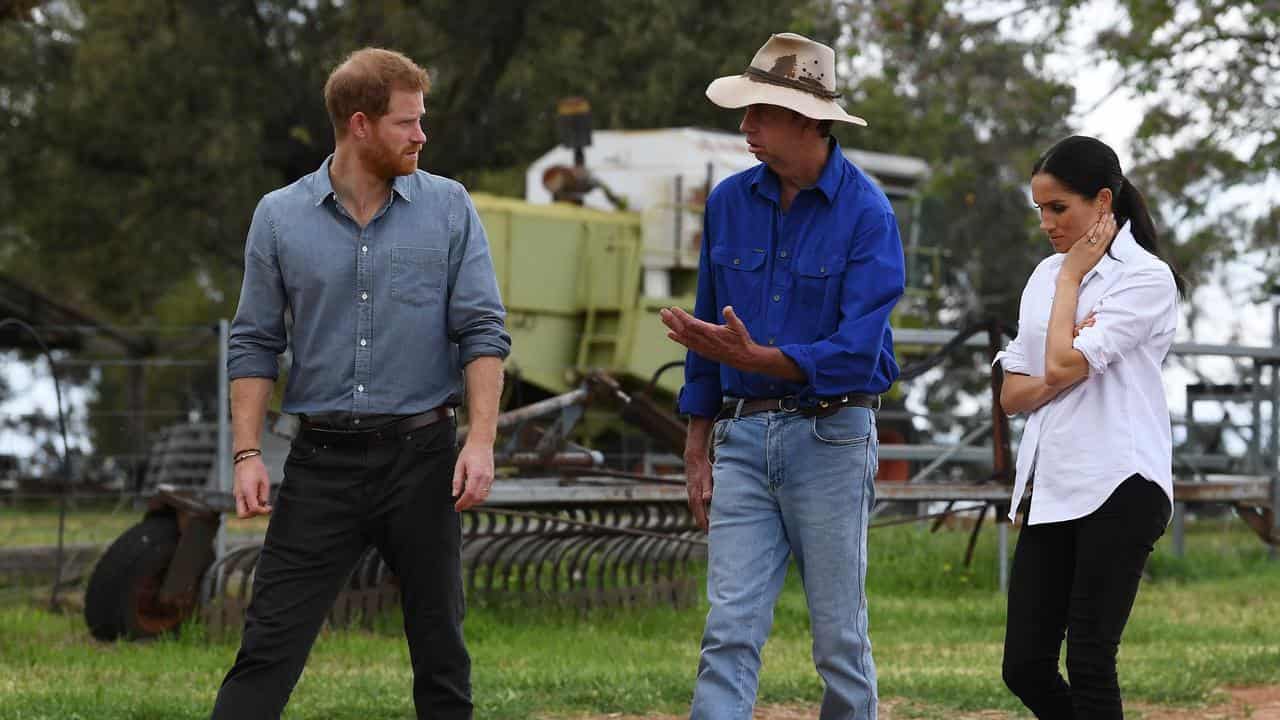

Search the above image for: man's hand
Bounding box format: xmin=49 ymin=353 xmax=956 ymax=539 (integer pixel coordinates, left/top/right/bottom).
xmin=661 ymin=305 xmax=806 ymax=382
xmin=683 ymin=415 xmax=715 ymax=532
xmin=661 ymin=305 xmax=759 ymax=370
xmin=452 ymin=441 xmax=495 ymax=511
xmin=685 ymin=450 xmax=714 ymax=532
xmin=233 ymin=456 xmax=272 ymax=518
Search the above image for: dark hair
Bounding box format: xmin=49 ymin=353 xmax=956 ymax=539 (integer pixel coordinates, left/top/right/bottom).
xmin=1033 ymin=135 xmax=1187 ymax=296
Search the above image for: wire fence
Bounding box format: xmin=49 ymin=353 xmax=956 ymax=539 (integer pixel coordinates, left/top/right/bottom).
xmin=1 ymin=323 xmax=225 ymax=603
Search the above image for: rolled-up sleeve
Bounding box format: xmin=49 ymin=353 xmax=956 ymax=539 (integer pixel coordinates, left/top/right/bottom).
xmin=447 ymin=186 xmax=512 ymax=365
xmin=993 ymin=333 xmax=1030 ymax=375
xmin=1072 ymin=266 xmax=1177 ymax=375
xmin=228 ymin=199 xmax=288 ymax=380
xmin=778 ymin=208 xmax=905 ymax=395
xmin=676 ymin=213 xmax=724 ymax=417
xmin=994 ymin=271 xmax=1040 ymax=375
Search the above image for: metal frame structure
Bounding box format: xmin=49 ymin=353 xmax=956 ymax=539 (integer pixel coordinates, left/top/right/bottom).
xmin=890 ymin=318 xmax=1280 ymax=585
xmin=77 ymin=302 xmax=1279 ymax=639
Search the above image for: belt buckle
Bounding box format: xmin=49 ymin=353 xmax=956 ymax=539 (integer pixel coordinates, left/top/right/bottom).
xmin=779 ymin=396 xmax=800 ymax=413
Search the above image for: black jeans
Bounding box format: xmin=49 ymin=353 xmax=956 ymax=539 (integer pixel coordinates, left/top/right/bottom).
xmin=211 ymin=418 xmax=471 ymax=720
xmin=1002 ymin=475 xmax=1170 ymax=719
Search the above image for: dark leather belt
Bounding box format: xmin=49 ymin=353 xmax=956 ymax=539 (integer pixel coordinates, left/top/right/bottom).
xmin=299 ymin=407 xmax=454 ymax=444
xmin=722 ymin=393 xmax=880 ymax=419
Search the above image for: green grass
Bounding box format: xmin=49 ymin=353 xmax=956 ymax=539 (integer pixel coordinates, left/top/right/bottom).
xmin=0 ymin=518 xmax=1276 ymax=719
xmin=0 ymin=504 xmax=269 ymax=549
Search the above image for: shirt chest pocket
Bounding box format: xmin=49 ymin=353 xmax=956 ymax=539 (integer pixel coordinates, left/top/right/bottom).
xmin=711 ymin=246 xmax=766 ymax=314
xmin=794 ymin=250 xmax=845 ymax=312
xmin=391 ymin=247 xmax=447 ymax=306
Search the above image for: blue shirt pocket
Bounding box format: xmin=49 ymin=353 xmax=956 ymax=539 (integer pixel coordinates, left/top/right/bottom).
xmin=794 ymin=249 xmax=846 ymax=326
xmin=710 ymin=245 xmax=766 ymax=317
xmin=391 ymin=247 xmax=446 ymax=306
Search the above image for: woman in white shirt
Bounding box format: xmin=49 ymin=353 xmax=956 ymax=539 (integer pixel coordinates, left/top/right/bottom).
xmin=996 ymin=135 xmax=1185 ymax=719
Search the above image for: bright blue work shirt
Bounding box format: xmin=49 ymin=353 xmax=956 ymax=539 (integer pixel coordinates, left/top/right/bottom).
xmin=677 ymin=139 xmax=905 ymax=418
xmin=228 ymin=156 xmax=511 ymax=415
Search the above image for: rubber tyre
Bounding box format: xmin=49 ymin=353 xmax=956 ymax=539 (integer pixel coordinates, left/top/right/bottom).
xmin=84 ymin=514 xmax=186 ymax=641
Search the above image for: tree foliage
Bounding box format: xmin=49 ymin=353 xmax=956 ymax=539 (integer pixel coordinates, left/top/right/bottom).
xmin=828 ymin=0 xmax=1077 ymax=423
xmin=0 ymin=1 xmax=826 ymax=470
xmin=0 ymin=0 xmax=830 ymax=322
xmin=1084 ymin=0 xmax=1279 ymax=292
xmin=836 ymin=0 xmax=1077 ymax=322
xmin=6 ymin=0 xmax=1262 ymax=458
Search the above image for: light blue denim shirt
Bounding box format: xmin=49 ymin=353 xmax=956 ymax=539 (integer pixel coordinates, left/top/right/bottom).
xmin=228 ymin=156 xmax=511 ymax=415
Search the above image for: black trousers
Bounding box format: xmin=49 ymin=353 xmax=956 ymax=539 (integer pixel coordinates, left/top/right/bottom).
xmin=211 ymin=418 xmax=471 ymax=720
xmin=1002 ymin=475 xmax=1170 ymax=719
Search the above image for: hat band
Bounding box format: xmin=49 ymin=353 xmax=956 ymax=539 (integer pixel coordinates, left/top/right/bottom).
xmin=743 ymin=66 xmax=841 ymax=100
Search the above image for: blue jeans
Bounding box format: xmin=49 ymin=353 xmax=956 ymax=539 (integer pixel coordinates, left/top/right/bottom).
xmin=690 ymin=406 xmax=879 ymax=720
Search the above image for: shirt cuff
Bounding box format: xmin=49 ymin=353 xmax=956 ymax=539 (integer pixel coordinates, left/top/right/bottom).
xmin=678 ymin=379 xmax=723 ymax=418
xmin=777 ymin=344 xmax=815 ymax=394
xmin=992 ymin=349 xmax=1029 ymax=375
xmin=227 ymin=353 xmax=280 ymax=381
xmin=1071 ymin=332 xmax=1109 ymax=376
xmin=459 ymin=336 xmax=512 ymax=366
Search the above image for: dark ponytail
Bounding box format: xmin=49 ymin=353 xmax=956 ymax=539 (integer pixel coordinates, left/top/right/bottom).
xmin=1033 ymin=135 xmax=1187 ymax=297
xmin=1113 ymin=176 xmax=1187 ymax=296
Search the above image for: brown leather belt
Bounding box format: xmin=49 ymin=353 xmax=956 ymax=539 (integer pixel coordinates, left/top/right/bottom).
xmin=722 ymin=393 xmax=880 ymax=419
xmin=299 ymin=407 xmax=454 ymax=444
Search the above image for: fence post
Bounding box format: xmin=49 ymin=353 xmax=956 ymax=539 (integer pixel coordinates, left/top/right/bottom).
xmin=216 ymin=319 xmax=230 ymax=560
xmin=998 ymin=518 xmax=1010 ymax=593
xmin=1271 ymin=474 xmax=1279 ymax=562
xmin=1172 ymin=501 xmax=1186 ymax=558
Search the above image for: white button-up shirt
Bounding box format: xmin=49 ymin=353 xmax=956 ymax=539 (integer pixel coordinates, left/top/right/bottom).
xmin=995 ymin=221 xmax=1178 ymax=525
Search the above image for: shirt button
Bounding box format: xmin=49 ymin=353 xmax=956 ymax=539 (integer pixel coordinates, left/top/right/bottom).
xmin=361 ymin=245 xmax=368 ymax=253
xmin=356 ymin=384 xmax=365 ymax=392
xmin=360 ymin=338 xmax=367 ymax=347
xmin=361 ymin=292 xmax=368 ymax=301
xmin=772 ymin=294 xmax=781 ymax=302
xmin=733 ymin=258 xmax=741 ymax=265
xmin=819 ymin=266 xmax=826 ymax=273
xmin=353 ymin=418 xmax=361 ymax=425
xmin=768 ymin=337 xmax=776 ymax=345
xmin=780 ymin=250 xmax=788 ymax=258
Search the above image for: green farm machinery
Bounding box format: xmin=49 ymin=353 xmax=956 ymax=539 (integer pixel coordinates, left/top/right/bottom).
xmin=80 ymin=134 xmax=950 ymax=640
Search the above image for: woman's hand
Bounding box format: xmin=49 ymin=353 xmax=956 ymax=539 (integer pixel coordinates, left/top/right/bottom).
xmin=1059 ymin=212 xmax=1117 ymax=284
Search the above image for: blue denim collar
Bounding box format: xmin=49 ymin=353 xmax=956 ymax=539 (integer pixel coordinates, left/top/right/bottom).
xmin=309 ymin=154 xmax=415 ymax=207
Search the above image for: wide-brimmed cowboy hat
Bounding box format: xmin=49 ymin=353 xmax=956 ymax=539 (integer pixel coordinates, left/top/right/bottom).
xmin=706 ymin=32 xmax=866 ymax=127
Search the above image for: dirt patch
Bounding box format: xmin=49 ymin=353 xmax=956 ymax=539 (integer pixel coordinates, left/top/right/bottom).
xmin=559 ymin=685 xmax=1280 ymax=719
xmin=1134 ymin=685 xmax=1280 ymax=720
xmin=555 ymin=698 xmax=1008 ymax=719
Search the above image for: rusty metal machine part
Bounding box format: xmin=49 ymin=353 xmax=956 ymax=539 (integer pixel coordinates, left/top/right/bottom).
xmin=188 ymin=480 xmax=703 ymax=637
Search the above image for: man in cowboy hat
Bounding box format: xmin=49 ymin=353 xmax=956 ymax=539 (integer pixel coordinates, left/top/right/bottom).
xmin=661 ymin=32 xmax=904 ymax=720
